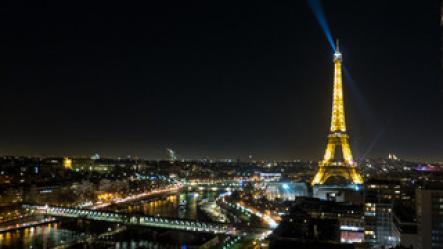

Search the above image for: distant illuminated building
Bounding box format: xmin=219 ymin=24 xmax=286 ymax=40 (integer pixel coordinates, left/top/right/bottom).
xmin=388 ymin=153 xmax=399 ymax=160
xmin=264 ymin=182 xmax=307 ymax=201
xmin=311 ymin=40 xmax=363 ymax=187
xmin=166 ymin=148 xmax=177 ymax=162
xmin=63 ymin=157 xmax=73 ymax=170
xmin=415 ymin=164 xmax=442 ymax=173
xmin=90 ymin=153 xmax=100 ymax=160
xmin=258 ymin=172 xmax=282 ymax=182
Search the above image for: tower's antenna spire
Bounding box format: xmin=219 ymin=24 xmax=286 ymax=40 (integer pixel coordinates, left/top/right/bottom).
xmin=333 ymin=39 xmax=342 ymax=61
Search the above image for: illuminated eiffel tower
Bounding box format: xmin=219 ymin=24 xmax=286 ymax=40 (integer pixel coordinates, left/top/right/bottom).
xmin=312 ymin=40 xmax=364 ymax=186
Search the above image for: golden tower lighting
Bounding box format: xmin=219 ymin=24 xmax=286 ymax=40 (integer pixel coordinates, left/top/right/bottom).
xmin=311 ymin=40 xmax=364 ymax=186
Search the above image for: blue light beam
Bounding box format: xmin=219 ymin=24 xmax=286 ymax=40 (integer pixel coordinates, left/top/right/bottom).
xmin=343 ymin=66 xmax=374 ymax=124
xmin=307 ymin=0 xmax=335 ymax=51
xmin=360 ymin=127 xmax=385 ymax=161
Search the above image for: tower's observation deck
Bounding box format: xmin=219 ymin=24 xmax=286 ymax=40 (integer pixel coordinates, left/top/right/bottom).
xmin=312 ymin=40 xmax=364 ymax=186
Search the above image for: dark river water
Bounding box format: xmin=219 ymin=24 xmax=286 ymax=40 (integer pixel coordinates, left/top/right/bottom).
xmin=0 ymin=191 xmax=220 ymax=249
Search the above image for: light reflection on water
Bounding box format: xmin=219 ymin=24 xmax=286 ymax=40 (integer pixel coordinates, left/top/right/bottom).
xmin=0 ymin=222 xmax=81 ymax=249
xmin=125 ymin=191 xmax=215 ymax=220
xmin=0 ymin=191 xmax=218 ymax=249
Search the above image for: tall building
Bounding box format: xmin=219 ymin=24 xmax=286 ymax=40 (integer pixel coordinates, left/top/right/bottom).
xmin=416 ymin=187 xmax=443 ymax=249
xmin=166 ymin=148 xmax=177 ymax=162
xmin=271 ymin=197 xmax=365 ymax=246
xmin=364 ymin=179 xmax=401 ymax=247
xmin=312 ymin=40 xmax=363 ymax=199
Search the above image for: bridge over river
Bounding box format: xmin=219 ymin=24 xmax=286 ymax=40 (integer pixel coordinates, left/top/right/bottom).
xmin=24 ymin=205 xmax=236 ymax=235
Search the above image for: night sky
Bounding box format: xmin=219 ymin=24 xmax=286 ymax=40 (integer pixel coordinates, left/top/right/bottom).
xmin=0 ymin=1 xmax=442 ymax=161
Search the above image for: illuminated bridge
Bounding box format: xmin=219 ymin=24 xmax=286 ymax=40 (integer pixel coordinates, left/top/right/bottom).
xmin=25 ymin=205 xmax=234 ymax=234
xmin=184 ymin=180 xmax=244 ymax=192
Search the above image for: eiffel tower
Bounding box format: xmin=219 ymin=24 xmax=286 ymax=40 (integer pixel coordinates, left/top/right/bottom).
xmin=311 ymin=40 xmax=364 ymax=186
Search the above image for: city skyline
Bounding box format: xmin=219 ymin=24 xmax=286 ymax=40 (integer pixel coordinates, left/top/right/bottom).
xmin=0 ymin=2 xmax=442 ymax=249
xmin=0 ymin=1 xmax=442 ymax=161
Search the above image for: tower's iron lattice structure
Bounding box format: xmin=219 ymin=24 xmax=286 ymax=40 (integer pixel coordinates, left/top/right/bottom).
xmin=312 ymin=41 xmax=364 ymax=186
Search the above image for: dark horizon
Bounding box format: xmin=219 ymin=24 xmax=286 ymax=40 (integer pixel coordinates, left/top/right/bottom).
xmin=0 ymin=1 xmax=442 ymax=161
